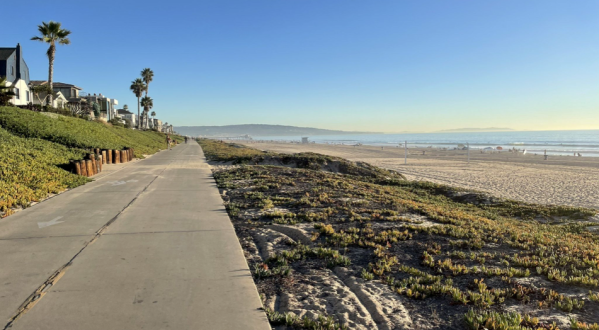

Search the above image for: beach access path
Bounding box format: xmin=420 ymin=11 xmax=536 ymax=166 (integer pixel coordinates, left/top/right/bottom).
xmin=238 ymin=141 xmax=599 ymax=210
xmin=0 ymin=141 xmax=270 ymax=330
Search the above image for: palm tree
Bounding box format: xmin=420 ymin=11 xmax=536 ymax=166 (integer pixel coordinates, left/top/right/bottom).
xmin=0 ymin=77 xmax=16 ymax=106
xmin=130 ymin=79 xmax=145 ymax=129
xmin=141 ymin=68 xmax=154 ymax=96
xmin=31 ymin=21 xmax=71 ymax=106
xmin=151 ymin=111 xmax=156 ymax=129
xmin=141 ymin=96 xmax=153 ymax=129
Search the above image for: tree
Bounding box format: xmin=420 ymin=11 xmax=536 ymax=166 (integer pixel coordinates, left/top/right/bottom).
xmin=130 ymin=78 xmax=145 ymax=129
xmin=141 ymin=68 xmax=154 ymax=96
xmin=151 ymin=111 xmax=156 ymax=129
xmin=30 ymin=84 xmax=59 ymax=108
xmin=141 ymin=96 xmax=153 ymax=129
xmin=0 ymin=77 xmax=16 ymax=106
xmin=31 ymin=84 xmax=50 ymax=106
xmin=92 ymin=102 xmax=101 ymax=118
xmin=31 ymin=21 xmax=71 ymax=106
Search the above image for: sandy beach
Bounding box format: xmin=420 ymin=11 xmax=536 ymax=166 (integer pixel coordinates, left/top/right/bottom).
xmin=236 ymin=141 xmax=599 ymax=209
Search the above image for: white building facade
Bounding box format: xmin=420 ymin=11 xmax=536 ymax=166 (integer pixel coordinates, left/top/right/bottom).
xmin=0 ymin=44 xmax=31 ymax=106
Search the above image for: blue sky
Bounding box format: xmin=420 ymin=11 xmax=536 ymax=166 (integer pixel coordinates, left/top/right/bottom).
xmin=4 ymin=0 xmax=598 ymax=132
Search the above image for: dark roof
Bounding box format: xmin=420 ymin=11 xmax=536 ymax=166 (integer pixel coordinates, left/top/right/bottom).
xmin=30 ymin=80 xmax=47 ymax=86
xmin=29 ymin=81 xmax=83 ymax=90
xmin=0 ymin=48 xmax=16 ymax=61
xmin=117 ymin=109 xmax=133 ymax=115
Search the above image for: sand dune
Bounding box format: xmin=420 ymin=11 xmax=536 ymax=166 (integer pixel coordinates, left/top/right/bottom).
xmin=237 ymin=141 xmax=599 ymax=209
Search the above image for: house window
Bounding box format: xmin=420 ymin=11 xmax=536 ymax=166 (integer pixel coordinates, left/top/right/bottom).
xmin=11 ymin=66 xmax=14 ymax=75
xmin=15 ymin=88 xmax=20 ymax=99
xmin=26 ymin=91 xmax=30 ymax=102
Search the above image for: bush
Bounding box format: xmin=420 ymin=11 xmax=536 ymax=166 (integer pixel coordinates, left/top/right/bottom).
xmin=109 ymin=117 xmax=124 ymax=127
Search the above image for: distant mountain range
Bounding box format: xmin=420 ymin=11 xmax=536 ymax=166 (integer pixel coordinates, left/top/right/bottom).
xmin=174 ymin=124 xmax=377 ymax=137
xmin=436 ymin=127 xmax=514 ymax=133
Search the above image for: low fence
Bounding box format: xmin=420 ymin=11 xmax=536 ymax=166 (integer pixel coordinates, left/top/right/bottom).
xmin=69 ymin=148 xmax=134 ymax=177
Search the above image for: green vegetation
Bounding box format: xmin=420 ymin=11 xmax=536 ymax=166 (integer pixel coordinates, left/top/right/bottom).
xmin=0 ymin=77 xmax=16 ymax=106
xmin=207 ymin=140 xmax=599 ymax=329
xmin=199 ymin=138 xmax=267 ymax=163
xmin=0 ymin=127 xmax=89 ymax=216
xmin=265 ymin=307 xmax=348 ymax=330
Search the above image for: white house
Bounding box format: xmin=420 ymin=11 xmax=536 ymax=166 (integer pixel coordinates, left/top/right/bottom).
xmin=0 ymin=44 xmax=31 ymax=106
xmin=117 ymin=109 xmax=137 ymax=127
xmin=29 ymin=80 xmax=69 ymax=108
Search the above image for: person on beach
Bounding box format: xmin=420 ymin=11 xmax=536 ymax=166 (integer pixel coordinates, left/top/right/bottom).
xmin=166 ymin=134 xmax=172 ymax=150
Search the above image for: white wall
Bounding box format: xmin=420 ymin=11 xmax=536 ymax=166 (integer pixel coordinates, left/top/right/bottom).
xmin=5 ymin=79 xmax=31 ymax=106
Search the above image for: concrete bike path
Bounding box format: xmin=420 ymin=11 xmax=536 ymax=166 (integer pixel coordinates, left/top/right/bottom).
xmin=0 ymin=142 xmax=270 ymax=330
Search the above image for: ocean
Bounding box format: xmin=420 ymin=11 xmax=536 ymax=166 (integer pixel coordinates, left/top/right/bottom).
xmin=252 ymin=130 xmax=599 ymax=157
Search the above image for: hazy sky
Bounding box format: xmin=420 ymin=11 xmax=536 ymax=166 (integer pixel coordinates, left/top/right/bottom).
xmin=4 ymin=1 xmax=598 ymax=132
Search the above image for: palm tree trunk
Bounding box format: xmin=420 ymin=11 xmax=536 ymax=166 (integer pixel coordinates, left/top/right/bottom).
xmin=48 ymin=44 xmax=55 ymax=107
xmin=137 ymin=97 xmax=141 ymax=129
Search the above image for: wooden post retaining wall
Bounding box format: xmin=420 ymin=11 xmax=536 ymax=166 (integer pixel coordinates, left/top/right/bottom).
xmin=71 ymin=147 xmax=136 ymax=177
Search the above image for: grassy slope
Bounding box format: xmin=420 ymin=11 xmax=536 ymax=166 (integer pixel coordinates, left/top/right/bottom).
xmin=0 ymin=106 xmax=181 ymax=217
xmin=0 ymin=107 xmax=181 ymax=157
xmin=201 ymin=139 xmax=599 ymax=330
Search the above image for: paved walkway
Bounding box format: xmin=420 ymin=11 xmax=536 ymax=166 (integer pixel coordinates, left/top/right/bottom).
xmin=0 ymin=142 xmax=270 ymax=330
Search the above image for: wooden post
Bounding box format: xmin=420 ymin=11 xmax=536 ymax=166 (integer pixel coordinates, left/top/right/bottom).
xmin=114 ymin=150 xmax=120 ymax=164
xmin=107 ymin=149 xmax=112 ymax=164
xmin=97 ymin=156 xmax=102 ymax=172
xmin=91 ymin=158 xmax=97 ymax=175
xmin=93 ymin=156 xmax=98 ymax=175
xmin=80 ymin=160 xmax=87 ymax=177
xmin=86 ymin=160 xmax=93 ymax=177
xmin=91 ymin=158 xmax=97 ymax=176
xmin=101 ymin=150 xmax=107 ymax=164
xmin=121 ymin=150 xmax=127 ymax=163
xmin=94 ymin=148 xmax=100 ymax=155
xmin=86 ymin=154 xmax=95 ymax=175
xmin=128 ymin=149 xmax=132 ymax=161
xmin=71 ymin=161 xmax=81 ymax=175
xmin=130 ymin=148 xmax=134 ymax=160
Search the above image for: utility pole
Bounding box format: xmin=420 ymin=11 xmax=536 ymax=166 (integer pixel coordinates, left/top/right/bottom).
xmin=467 ymin=142 xmax=470 ymax=163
